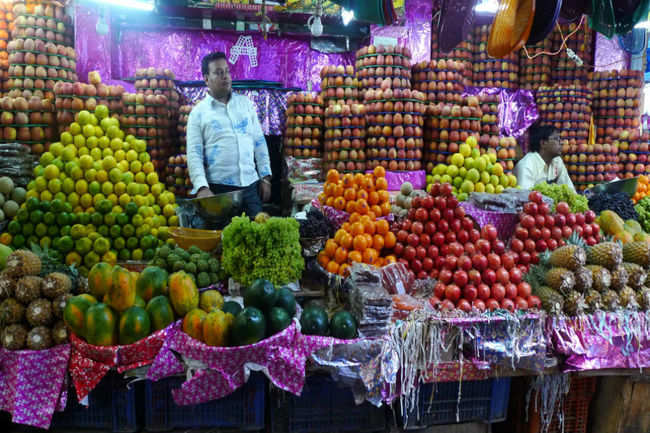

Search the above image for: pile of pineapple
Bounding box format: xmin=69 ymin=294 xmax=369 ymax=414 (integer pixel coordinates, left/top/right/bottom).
xmin=0 ymin=249 xmax=74 ymax=350
xmin=527 ymin=236 xmax=650 ymax=315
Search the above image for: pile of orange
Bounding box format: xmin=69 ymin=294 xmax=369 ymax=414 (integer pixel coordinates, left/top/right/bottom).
xmin=317 ymin=166 xmax=397 ymax=277
xmin=318 ymin=166 xmax=391 ymax=217
xmin=632 ymin=175 xmax=649 ymax=203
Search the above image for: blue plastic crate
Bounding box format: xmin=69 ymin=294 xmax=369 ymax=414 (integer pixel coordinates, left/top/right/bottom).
xmin=270 ymin=374 xmax=386 ymax=433
xmin=50 ymin=372 xmax=142 ymax=432
xmin=402 ymin=378 xmax=511 ymax=429
xmin=143 ymin=372 xmax=265 ymax=431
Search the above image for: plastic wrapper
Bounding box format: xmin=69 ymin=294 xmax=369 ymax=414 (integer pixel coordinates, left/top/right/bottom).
xmin=348 ymin=264 xmax=393 ymax=338
xmin=595 ymin=32 xmax=630 ymax=71
xmin=370 ymin=170 xmax=426 ymax=191
xmin=548 ymin=310 xmax=650 ymax=371
xmin=0 ymin=143 xmax=35 ymax=187
xmin=381 ymin=262 xmax=415 ymax=295
xmin=466 ymin=188 xmax=552 ymax=212
xmin=463 ymin=87 xmax=538 ymax=138
xmin=292 ymin=184 xmax=324 ymax=206
xmin=300 ymin=236 xmax=328 ymax=258
xmin=286 ymin=157 xmax=323 ymax=184
xmin=308 ymin=337 xmax=399 ymax=406
xmin=0 ymin=345 xmax=70 ymax=429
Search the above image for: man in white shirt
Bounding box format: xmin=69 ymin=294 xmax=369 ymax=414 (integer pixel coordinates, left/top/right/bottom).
xmin=513 ymin=123 xmax=575 ymax=192
xmin=187 ymin=52 xmax=272 ymax=217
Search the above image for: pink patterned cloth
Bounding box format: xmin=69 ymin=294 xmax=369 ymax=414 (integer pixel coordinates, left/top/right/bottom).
xmin=0 ymin=344 xmax=70 ymax=429
xmin=69 ymin=327 xmax=168 ymax=402
xmin=148 ymin=320 xmax=354 ymax=406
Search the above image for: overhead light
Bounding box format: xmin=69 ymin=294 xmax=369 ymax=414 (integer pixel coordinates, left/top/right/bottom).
xmin=96 ymin=15 xmax=109 ymax=35
xmin=308 ymin=0 xmax=323 ymax=37
xmin=474 ymin=0 xmax=499 ymax=14
xmin=635 ymin=21 xmax=650 ymax=29
xmin=342 ymin=8 xmax=355 ymax=26
xmin=87 ymin=0 xmax=154 ymax=11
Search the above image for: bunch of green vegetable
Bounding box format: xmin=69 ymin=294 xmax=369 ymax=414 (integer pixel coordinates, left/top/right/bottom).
xmin=150 ymin=244 xmax=223 ymax=288
xmin=222 ymin=216 xmax=304 ymax=287
xmin=532 ymin=182 xmax=589 ymax=213
xmin=634 ymin=197 xmax=650 ymax=232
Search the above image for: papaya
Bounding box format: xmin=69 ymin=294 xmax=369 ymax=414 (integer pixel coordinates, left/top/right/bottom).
xmin=182 ymin=308 xmax=207 ymax=341
xmin=199 ymin=290 xmax=224 ymax=312
xmin=136 ymin=266 xmax=169 ymax=301
xmin=107 ymin=265 xmax=136 ymax=312
xmin=78 ymin=294 xmax=98 ymax=304
xmin=634 ymin=232 xmax=650 ymax=242
xmin=625 ymin=219 xmax=643 ymax=235
xmin=169 ymin=271 xmax=199 ymax=316
xmin=85 ymin=303 xmax=117 ymax=346
xmin=63 ymin=295 xmax=95 ymax=338
xmin=599 ymin=210 xmax=625 ymax=235
xmin=88 ymin=262 xmax=113 ymax=299
xmin=146 ymin=296 xmax=176 ymax=331
xmin=202 ymin=310 xmax=233 ymax=346
xmin=613 ymin=231 xmax=634 ymax=244
xmin=118 ymin=306 xmax=151 ymax=345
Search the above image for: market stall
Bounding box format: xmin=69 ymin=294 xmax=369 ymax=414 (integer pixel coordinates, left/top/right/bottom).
xmin=0 ymin=0 xmax=649 ymax=432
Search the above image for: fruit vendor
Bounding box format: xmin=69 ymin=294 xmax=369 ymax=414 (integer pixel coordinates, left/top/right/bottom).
xmin=187 ymin=52 xmax=272 ymax=217
xmin=513 ymin=123 xmax=575 ymax=192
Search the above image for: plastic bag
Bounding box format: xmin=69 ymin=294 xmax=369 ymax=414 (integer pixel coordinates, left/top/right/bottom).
xmin=381 ymin=262 xmax=415 ymax=295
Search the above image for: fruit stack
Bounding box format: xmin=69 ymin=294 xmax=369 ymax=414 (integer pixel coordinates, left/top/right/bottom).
xmin=431 ymin=31 xmax=473 ymax=86
xmin=472 ymin=25 xmax=519 ymax=89
xmin=121 ymin=92 xmax=171 ymax=172
xmin=390 ymin=181 xmax=538 ymax=312
xmin=0 ymin=2 xmax=12 ymax=93
xmin=355 ymin=45 xmax=412 ymax=91
xmin=0 ymin=175 xmax=26 ymax=226
xmin=0 ymin=94 xmax=54 ymax=154
xmin=551 ymin=22 xmax=593 ymax=85
xmin=477 ymin=93 xmax=499 ymax=153
xmin=133 ymin=68 xmax=177 ymax=171
xmin=426 ymin=135 xmax=516 ymax=200
xmin=511 ymin=192 xmax=600 ymax=269
xmin=589 ymin=70 xmax=642 ymax=142
xmin=536 ymin=84 xmax=592 ymax=146
xmin=0 ymin=250 xmax=74 ymax=350
xmin=7 ymin=2 xmax=76 ymax=101
xmin=412 ymin=60 xmax=466 ymax=104
xmin=53 ymin=73 xmax=125 ymax=132
xmin=283 ymin=92 xmax=323 ymax=159
xmin=423 ymin=96 xmax=481 ymax=172
xmin=322 ymin=103 xmax=365 ymax=173
xmin=319 ymin=65 xmax=359 ymax=107
xmin=618 ymin=129 xmax=650 ymax=178
xmin=177 ymin=104 xmax=192 ymax=154
xmin=364 ymin=87 xmax=425 ymax=172
xmin=563 ymin=141 xmax=619 ymax=191
xmin=165 ymin=154 xmax=192 ymax=198
xmin=518 ymin=40 xmax=552 ymax=91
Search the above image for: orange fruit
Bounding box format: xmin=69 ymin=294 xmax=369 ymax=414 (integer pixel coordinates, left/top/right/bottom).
xmin=341 ymin=233 xmax=353 ymax=249
xmin=356 ymin=189 xmax=368 ymax=201
xmin=351 ymin=221 xmax=365 ymax=236
xmin=317 ymin=251 xmax=330 ymax=268
xmin=363 ymin=175 xmax=375 ymax=191
xmin=0 ymin=232 xmax=11 ymax=246
xmin=326 ymin=169 xmax=340 ymax=183
xmin=342 ymin=222 xmax=351 ymax=232
xmin=334 ymin=246 xmax=348 ymax=264
xmin=385 ymin=255 xmax=397 ymax=264
xmin=354 ymin=173 xmax=365 ymax=186
xmin=364 ymin=220 xmax=376 ymax=235
xmin=324 ymin=239 xmax=338 ymax=257
xmin=344 ymin=188 xmax=356 ymax=201
xmin=384 ymin=231 xmax=396 ymax=248
xmin=376 ymin=219 xmax=389 ymax=235
xmin=327 ymin=261 xmax=340 ymax=274
xmin=348 ymin=250 xmax=363 ymax=263
xmin=353 ymin=235 xmax=368 ymax=252
xmin=342 ymin=173 xmax=355 ymax=187
xmin=380 ymin=201 xmax=391 ymax=216
xmin=333 ymin=196 xmax=346 ymax=210
xmin=370 ymin=205 xmax=382 ymax=217
xmin=373 ymin=166 xmax=386 ymax=178
xmin=326 ymin=197 xmax=335 ymax=207
xmin=375 ymin=257 xmax=385 ymax=267
xmin=378 ymin=190 xmax=390 ymax=203
xmin=339 ymin=263 xmax=350 ymax=277
xmin=363 ymin=248 xmax=378 ymax=265
xmin=373 ymin=234 xmax=384 ymax=250
xmin=356 ymin=199 xmax=369 ymax=214
xmin=334 ymin=229 xmax=347 ymax=244
xmin=376 ymin=177 xmax=388 ymax=191
xmin=324 ymin=183 xmax=336 ymax=197
xmin=349 ymin=212 xmax=361 ymax=223
xmin=317 ymin=192 xmax=327 ymax=204
xmin=334 ymin=184 xmax=344 ymax=197
xmin=345 ymin=200 xmax=357 ymax=214
xmin=368 ymin=191 xmax=379 ymax=205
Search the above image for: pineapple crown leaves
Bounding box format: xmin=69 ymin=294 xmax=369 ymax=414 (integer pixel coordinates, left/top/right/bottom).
xmin=538 ymin=249 xmax=551 ymax=267
xmin=565 ymin=231 xmax=588 ymax=249
xmin=29 ymin=242 xmax=80 ymax=292
xmin=524 ymin=263 xmax=548 ymax=290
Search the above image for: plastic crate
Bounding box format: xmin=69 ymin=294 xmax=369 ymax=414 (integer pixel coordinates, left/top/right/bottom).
xmin=270 ymin=374 xmax=386 ymax=433
xmin=548 ymin=377 xmax=597 ymax=433
xmin=401 ymin=378 xmax=511 ymax=429
xmin=50 ymin=372 xmax=142 ymax=432
xmin=144 ymin=372 xmax=265 ymax=431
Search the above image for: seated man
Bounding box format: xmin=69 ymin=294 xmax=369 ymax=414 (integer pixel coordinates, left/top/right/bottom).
xmin=186 ymin=51 xmax=272 ymax=217
xmin=514 ymin=123 xmax=575 ymax=192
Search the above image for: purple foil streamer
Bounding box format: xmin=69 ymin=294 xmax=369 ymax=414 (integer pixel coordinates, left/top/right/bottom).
xmin=594 ymin=32 xmax=630 ymax=72
xmin=463 ymin=87 xmax=539 ymax=138
xmin=548 ymin=311 xmax=650 ymax=371
xmin=371 ymin=0 xmax=433 ymax=64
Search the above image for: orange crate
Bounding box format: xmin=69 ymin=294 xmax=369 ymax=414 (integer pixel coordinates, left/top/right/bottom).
xmin=547 ymin=378 xmax=597 ymax=433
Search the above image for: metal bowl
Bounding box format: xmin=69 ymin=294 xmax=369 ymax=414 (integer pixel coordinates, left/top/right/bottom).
xmin=584 ymin=177 xmax=639 ymax=199
xmin=191 ymin=190 xmax=244 ymax=220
